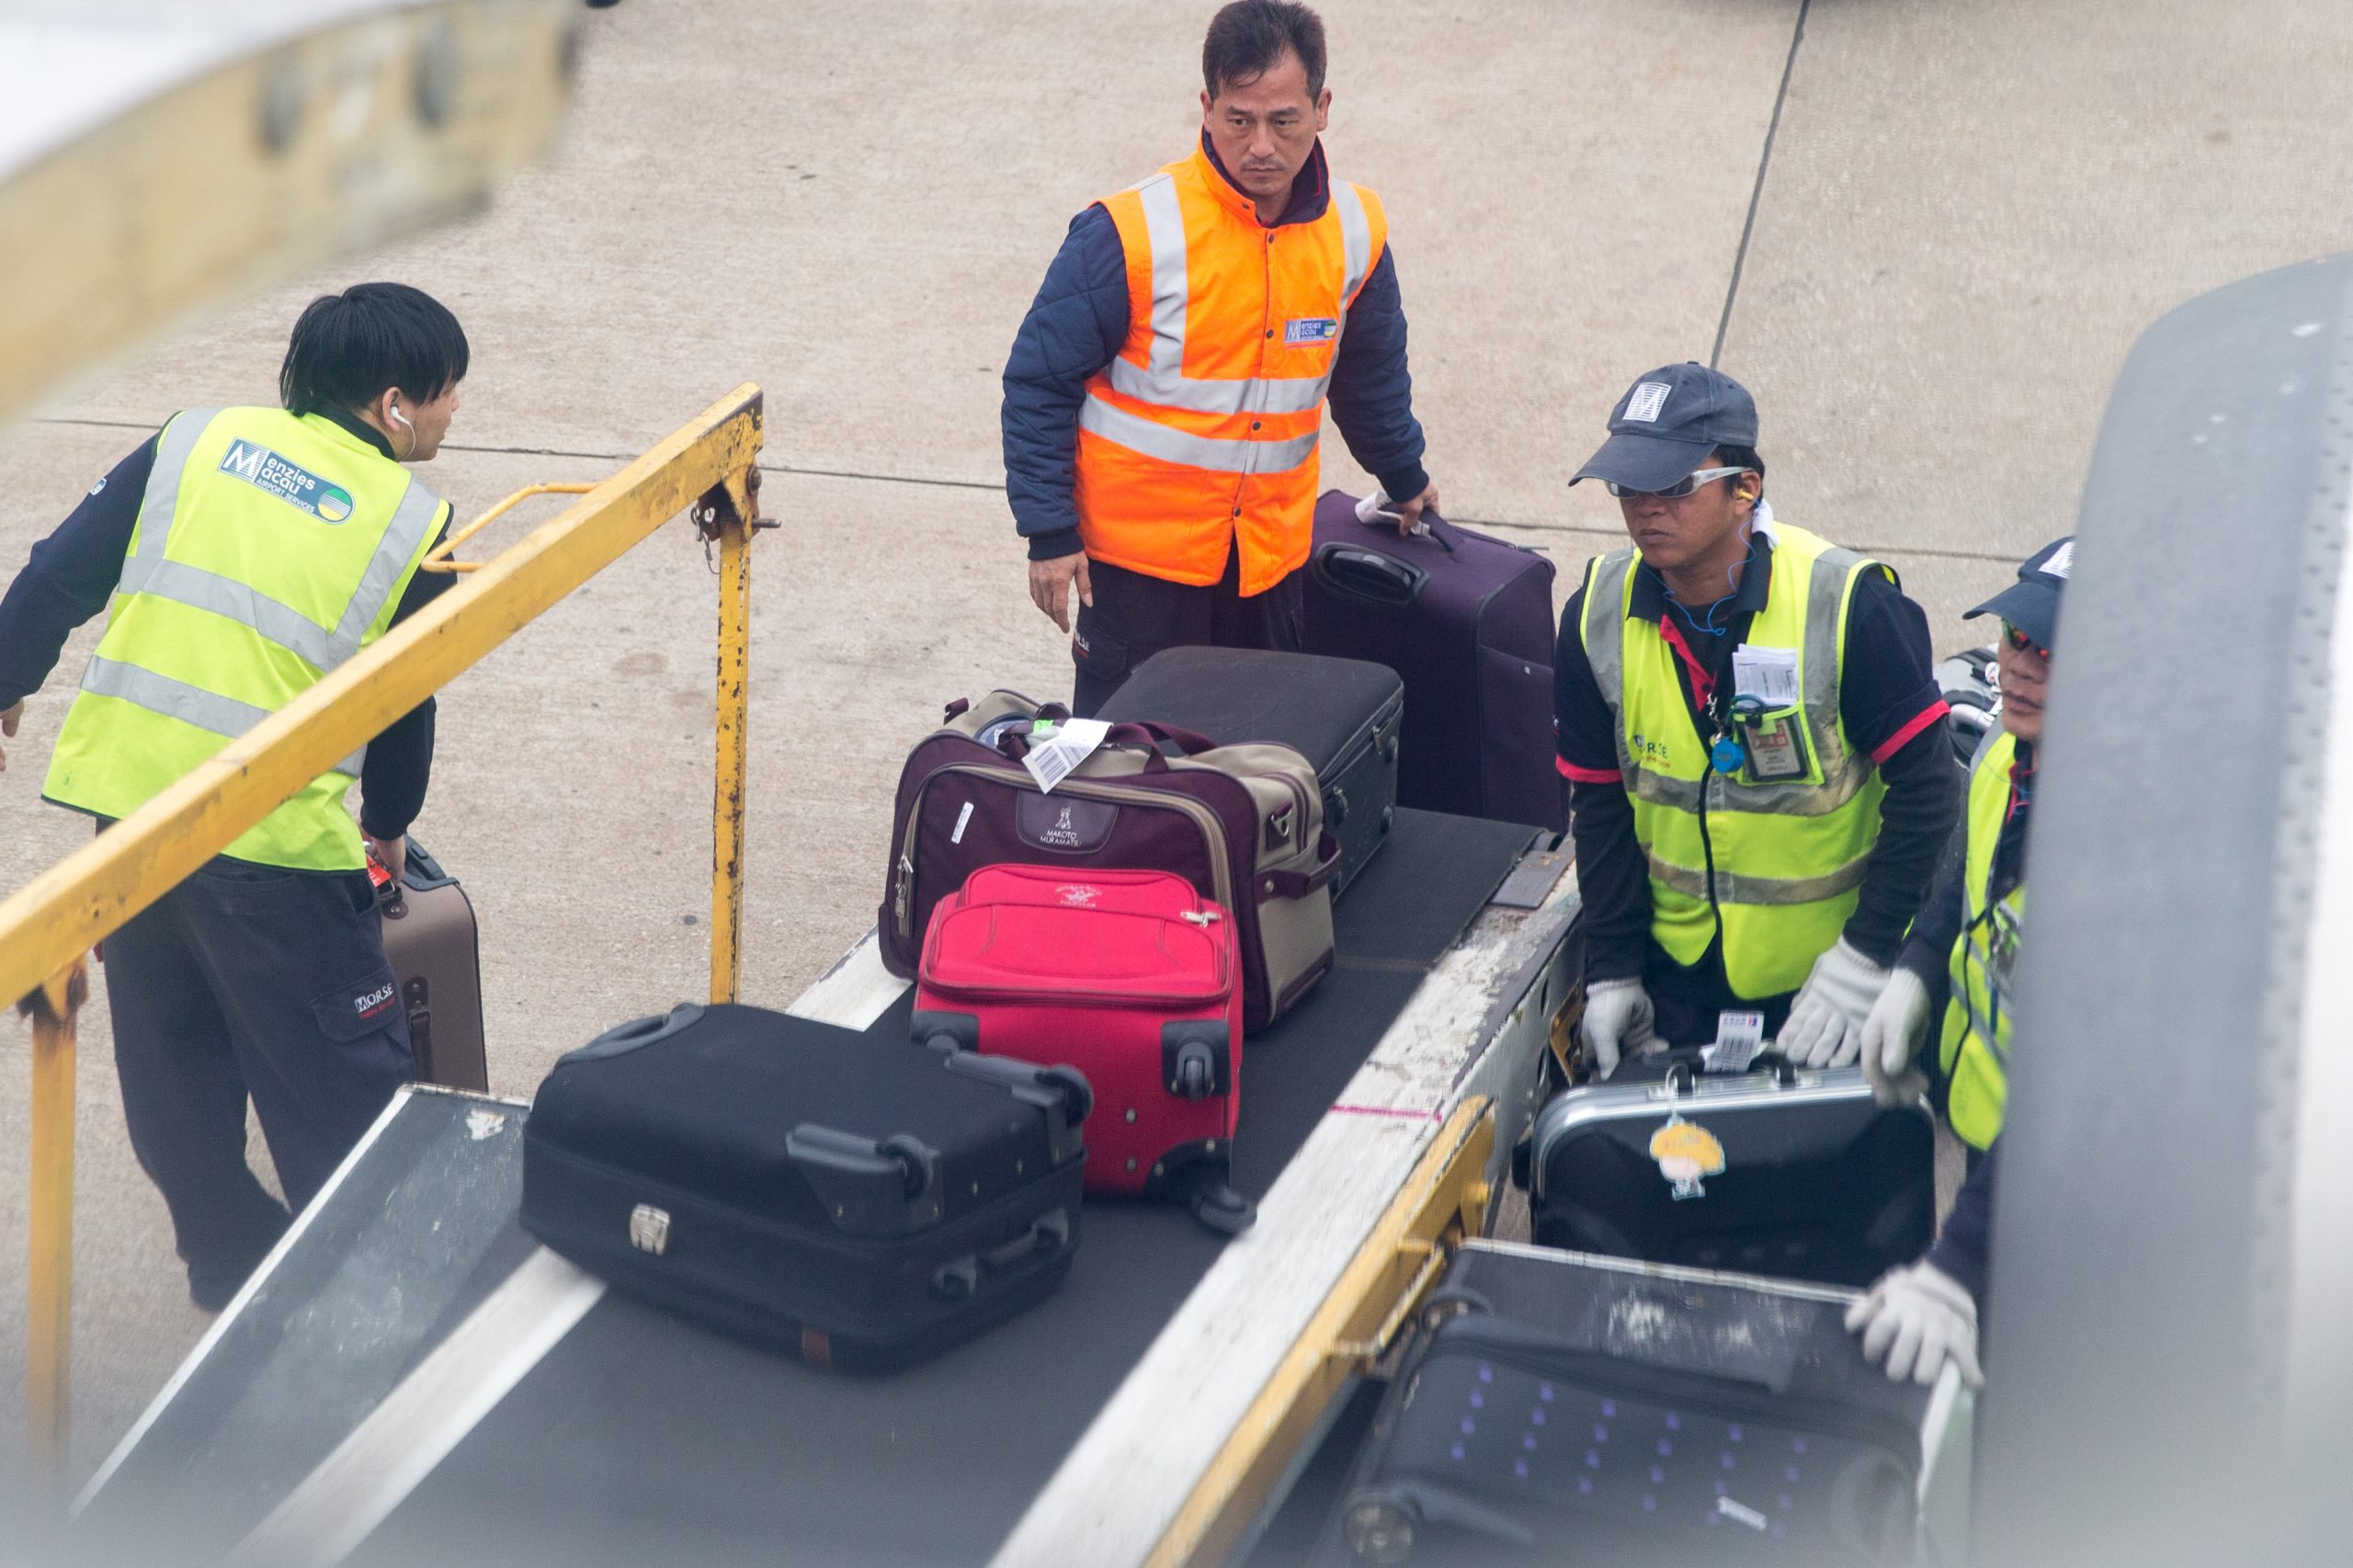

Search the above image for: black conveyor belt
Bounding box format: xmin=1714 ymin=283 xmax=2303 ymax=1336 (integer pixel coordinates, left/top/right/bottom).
xmin=88 ymin=810 xmax=1536 ymax=1568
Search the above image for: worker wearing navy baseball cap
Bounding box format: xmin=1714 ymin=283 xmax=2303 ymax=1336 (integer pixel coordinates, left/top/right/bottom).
xmin=1845 ymin=533 xmax=2074 ymax=1392
xmin=1553 ymin=362 xmax=1961 ymax=1074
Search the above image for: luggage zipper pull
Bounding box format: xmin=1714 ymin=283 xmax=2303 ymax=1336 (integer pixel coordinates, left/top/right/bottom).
xmin=892 ymin=853 xmax=915 ymax=930
xmin=1180 ymin=909 xmax=1221 ymax=926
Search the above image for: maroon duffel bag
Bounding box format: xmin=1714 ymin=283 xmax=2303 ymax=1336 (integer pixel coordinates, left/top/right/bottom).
xmin=877 ymin=692 xmax=1338 ymax=1031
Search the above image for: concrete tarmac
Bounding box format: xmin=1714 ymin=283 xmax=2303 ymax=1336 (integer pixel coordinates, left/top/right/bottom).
xmin=4 ymin=0 xmax=2349 ymax=1503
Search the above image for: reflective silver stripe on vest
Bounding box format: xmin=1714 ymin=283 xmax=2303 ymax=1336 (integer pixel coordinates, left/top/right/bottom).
xmin=1078 ymin=395 xmax=1320 ymax=474
xmin=122 ymin=407 xmax=223 ymax=566
xmin=115 ymin=560 xmax=347 ymax=671
xmin=335 ymin=478 xmax=444 ymax=651
xmin=1334 ymin=180 xmax=1374 ymax=303
xmin=1098 ymin=171 xmax=1337 ymax=418
xmin=1644 ymin=846 xmax=1871 ymax=907
xmin=81 ymin=656 xmax=366 ymax=777
xmin=1581 ymin=551 xmax=1632 ymax=769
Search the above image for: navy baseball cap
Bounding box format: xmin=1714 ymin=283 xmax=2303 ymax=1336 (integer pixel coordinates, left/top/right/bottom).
xmin=1572 ymin=362 xmax=1761 ymax=492
xmin=1966 ymin=536 xmax=2074 ymax=651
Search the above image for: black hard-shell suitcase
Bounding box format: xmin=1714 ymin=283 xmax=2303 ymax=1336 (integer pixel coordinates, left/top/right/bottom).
xmin=1518 ymin=1054 xmax=1934 ymax=1289
xmin=1095 ymin=646 xmax=1404 ymax=899
xmin=1319 ymin=1242 xmax=1949 ymax=1567
xmin=1304 ymin=491 xmax=1564 ymax=832
xmin=369 ymin=838 xmax=487 ymax=1091
xmin=519 ymin=1002 xmax=1090 ymax=1370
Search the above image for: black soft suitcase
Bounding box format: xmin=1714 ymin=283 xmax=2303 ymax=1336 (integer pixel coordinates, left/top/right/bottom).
xmin=1518 ymin=1055 xmax=1934 ymax=1289
xmin=520 ymin=1002 xmax=1091 ymax=1370
xmin=1319 ymin=1242 xmax=1950 ymax=1567
xmin=1095 ymin=646 xmax=1404 ymax=899
xmin=369 ymin=838 xmax=487 ymax=1091
xmin=1304 ymin=491 xmax=1564 ymax=832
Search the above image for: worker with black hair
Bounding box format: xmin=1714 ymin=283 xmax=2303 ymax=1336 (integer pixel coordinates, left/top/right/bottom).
xmin=0 ymin=282 xmax=466 ymax=1310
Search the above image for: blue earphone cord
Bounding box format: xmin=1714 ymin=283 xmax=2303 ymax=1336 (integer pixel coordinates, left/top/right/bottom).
xmin=1660 ymin=516 xmax=1757 ymax=641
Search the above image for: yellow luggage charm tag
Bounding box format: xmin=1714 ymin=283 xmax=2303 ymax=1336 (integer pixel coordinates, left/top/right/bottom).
xmin=1649 ymin=1113 xmax=1726 ymax=1201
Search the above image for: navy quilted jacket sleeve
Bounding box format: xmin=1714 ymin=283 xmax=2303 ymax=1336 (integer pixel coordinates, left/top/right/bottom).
xmin=1002 ymin=204 xmax=1129 ymax=561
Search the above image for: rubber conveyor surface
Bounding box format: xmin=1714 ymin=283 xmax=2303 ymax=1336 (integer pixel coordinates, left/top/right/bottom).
xmin=82 ymin=810 xmax=1537 ymax=1568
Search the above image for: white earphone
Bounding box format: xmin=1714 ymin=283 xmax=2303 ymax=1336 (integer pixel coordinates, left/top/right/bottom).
xmin=386 ymin=400 xmax=416 ymax=459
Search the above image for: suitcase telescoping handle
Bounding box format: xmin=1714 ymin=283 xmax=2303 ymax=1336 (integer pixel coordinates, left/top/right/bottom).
xmin=930 ymin=1207 xmax=1073 ymax=1301
xmin=790 ymin=1116 xmax=936 ymax=1191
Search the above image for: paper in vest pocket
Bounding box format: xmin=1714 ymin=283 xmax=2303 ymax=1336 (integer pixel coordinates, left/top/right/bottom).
xmin=1732 ymin=645 xmax=1801 ymax=704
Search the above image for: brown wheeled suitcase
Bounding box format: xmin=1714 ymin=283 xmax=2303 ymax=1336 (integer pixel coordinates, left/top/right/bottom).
xmin=370 ymin=838 xmax=488 ymax=1091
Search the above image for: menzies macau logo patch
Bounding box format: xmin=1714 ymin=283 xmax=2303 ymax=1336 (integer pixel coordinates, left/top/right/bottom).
xmin=1284 ymin=317 xmax=1339 ymax=346
xmin=220 ymin=439 xmax=357 ymax=524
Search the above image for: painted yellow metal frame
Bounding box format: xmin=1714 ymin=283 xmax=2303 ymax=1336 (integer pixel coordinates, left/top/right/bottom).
xmin=1144 ymin=1098 xmax=1497 ymax=1568
xmin=0 ymin=382 xmax=765 ymax=1481
xmin=417 ymin=483 xmax=597 ymax=574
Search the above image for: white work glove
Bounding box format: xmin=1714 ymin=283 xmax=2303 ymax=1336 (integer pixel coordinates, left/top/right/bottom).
xmin=1776 ymin=938 xmax=1892 ymax=1068
xmin=1577 ymin=977 xmax=1658 ymax=1080
xmin=1859 ymin=966 xmax=1933 ymax=1106
xmin=1846 ymin=1261 xmax=1984 ymax=1389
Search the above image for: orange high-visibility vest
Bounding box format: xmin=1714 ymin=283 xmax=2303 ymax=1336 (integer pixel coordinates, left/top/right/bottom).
xmin=1075 ymin=142 xmax=1388 ymax=596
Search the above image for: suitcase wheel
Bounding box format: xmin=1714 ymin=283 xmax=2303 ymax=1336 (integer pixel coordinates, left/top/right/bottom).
xmin=1041 ymin=1065 xmax=1094 ymax=1126
xmin=1188 ymin=1180 xmax=1256 ymax=1236
xmin=1170 ymin=1042 xmax=1218 ymax=1101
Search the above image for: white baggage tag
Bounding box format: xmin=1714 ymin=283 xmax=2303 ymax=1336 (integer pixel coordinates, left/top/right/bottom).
xmin=1731 ymin=646 xmax=1801 ymax=706
xmin=1021 ymin=718 xmax=1110 ymax=794
xmin=1702 ymin=1009 xmax=1766 ymax=1072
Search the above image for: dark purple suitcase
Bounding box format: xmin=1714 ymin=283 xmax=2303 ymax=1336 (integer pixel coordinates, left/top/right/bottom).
xmin=1303 ymin=491 xmax=1565 ymax=831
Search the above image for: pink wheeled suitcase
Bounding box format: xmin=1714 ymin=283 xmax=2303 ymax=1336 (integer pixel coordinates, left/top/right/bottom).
xmin=912 ymin=864 xmax=1255 ymax=1234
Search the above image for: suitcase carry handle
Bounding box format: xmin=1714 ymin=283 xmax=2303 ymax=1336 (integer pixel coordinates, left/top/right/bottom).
xmin=1313 ymin=540 xmax=1427 ymax=608
xmin=559 ymin=1004 xmax=707 ymax=1065
xmin=1257 ymin=831 xmax=1345 ymax=902
xmin=993 ymin=719 xmax=1215 ymax=770
xmin=1662 ymin=1049 xmax=1800 ymax=1095
xmin=929 ymin=1207 xmax=1073 ymax=1301
xmin=784 ymin=1123 xmax=939 ymax=1201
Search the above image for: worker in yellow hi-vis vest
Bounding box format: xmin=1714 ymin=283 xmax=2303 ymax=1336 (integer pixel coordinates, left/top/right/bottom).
xmin=1552 ymin=363 xmax=1961 ymax=1076
xmin=1846 ymin=534 xmax=2075 ymax=1392
xmin=0 ymin=284 xmax=466 ymax=1311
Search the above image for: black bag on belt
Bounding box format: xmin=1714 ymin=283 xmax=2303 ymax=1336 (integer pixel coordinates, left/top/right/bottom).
xmin=520 ymin=1003 xmax=1090 ymax=1370
xmin=1095 ymin=646 xmax=1404 ymax=900
xmin=1319 ymin=1242 xmax=1943 ymax=1567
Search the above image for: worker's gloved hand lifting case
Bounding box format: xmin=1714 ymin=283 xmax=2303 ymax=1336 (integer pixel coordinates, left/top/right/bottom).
xmin=368 ymin=836 xmax=486 ymax=1091
xmin=519 ymin=1002 xmax=1089 ymax=1371
xmin=914 ymin=864 xmax=1253 ymax=1234
xmin=1303 ymin=490 xmax=1564 ymax=832
xmin=1517 ymin=1053 xmax=1934 ymax=1289
xmin=1315 ymin=1242 xmax=1955 ymax=1567
xmin=879 ymin=690 xmax=1339 ymax=1029
xmin=1095 ymin=646 xmax=1403 ymax=900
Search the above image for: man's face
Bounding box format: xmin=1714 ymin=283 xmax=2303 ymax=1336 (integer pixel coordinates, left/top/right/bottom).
xmin=1996 ymin=634 xmax=2052 ymax=744
xmin=1199 ymin=51 xmax=1330 ymax=209
xmin=398 ymin=381 xmax=461 ymax=462
xmin=1617 ymin=452 xmax=1759 ymax=578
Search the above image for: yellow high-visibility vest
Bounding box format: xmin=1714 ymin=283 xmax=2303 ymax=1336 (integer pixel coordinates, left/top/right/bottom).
xmin=1578 ymin=522 xmax=1890 ymax=998
xmin=45 ymin=406 xmax=446 ymax=870
xmin=1940 ymin=728 xmax=2026 ymax=1150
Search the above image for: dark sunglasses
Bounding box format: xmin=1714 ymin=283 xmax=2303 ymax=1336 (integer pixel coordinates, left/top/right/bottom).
xmin=2002 ymin=620 xmax=2051 ymax=661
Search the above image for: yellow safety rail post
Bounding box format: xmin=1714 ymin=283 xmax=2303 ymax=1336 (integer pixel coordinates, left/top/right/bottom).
xmin=18 ymin=956 xmax=87 ymax=1491
xmin=696 ymin=467 xmax=763 ymax=1005
xmin=1145 ymin=1099 xmax=1497 ymax=1568
xmin=2 ymin=383 xmax=765 ymax=1483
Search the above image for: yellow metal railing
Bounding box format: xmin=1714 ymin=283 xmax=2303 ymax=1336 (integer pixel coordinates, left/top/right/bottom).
xmin=0 ymin=383 xmax=767 ymax=1484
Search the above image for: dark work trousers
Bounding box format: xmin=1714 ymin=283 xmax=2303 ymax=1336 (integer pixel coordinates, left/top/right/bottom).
xmin=1070 ymin=546 xmax=1306 ymax=717
xmin=102 ymin=854 xmax=415 ymax=1296
xmin=1643 ymin=937 xmax=1799 ymax=1049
